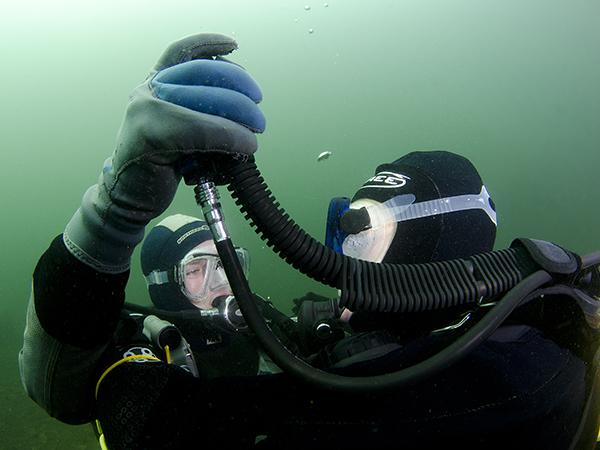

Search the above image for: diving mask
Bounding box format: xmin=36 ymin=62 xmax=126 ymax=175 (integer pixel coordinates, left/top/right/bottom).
xmin=325 ymin=186 xmax=497 ymax=258
xmin=145 ymin=247 xmax=250 ymax=305
xmin=176 ymin=248 xmax=249 ymax=301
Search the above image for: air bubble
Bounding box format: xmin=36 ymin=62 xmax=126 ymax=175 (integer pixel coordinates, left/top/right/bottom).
xmin=304 ymin=5 xmax=311 ymax=10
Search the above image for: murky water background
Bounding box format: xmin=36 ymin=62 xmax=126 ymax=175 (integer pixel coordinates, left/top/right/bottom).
xmin=0 ymin=1 xmax=598 ymax=447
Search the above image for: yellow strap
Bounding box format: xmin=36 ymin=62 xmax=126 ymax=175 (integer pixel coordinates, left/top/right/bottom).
xmin=99 ymin=432 xmax=108 ymax=450
xmin=164 ymin=345 xmax=172 ymax=364
xmin=95 ymin=354 xmax=160 ymax=399
xmin=94 ymin=419 xmax=109 ymax=450
xmin=95 ymin=419 xmax=103 ymax=435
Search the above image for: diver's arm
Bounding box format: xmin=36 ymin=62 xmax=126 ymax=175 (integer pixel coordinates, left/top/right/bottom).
xmin=19 ymin=33 xmax=263 ymax=424
xmin=19 ymin=235 xmax=129 ymax=424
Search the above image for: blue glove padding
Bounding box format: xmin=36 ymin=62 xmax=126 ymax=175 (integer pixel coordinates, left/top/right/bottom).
xmin=64 ymin=33 xmax=264 ymax=273
xmin=151 ymin=60 xmax=265 ymax=133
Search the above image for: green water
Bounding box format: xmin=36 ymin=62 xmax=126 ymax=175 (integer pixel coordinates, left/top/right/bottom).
xmin=1 ymin=0 xmax=599 ymax=447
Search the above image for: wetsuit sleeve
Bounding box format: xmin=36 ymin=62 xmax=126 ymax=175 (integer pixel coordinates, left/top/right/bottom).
xmin=18 ymin=235 xmax=129 ymax=424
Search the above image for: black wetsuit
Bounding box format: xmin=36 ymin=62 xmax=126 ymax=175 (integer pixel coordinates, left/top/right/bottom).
xmin=21 ymin=235 xmax=596 ymax=449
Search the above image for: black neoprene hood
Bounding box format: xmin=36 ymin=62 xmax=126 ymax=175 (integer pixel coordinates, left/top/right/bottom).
xmin=352 ymin=150 xmax=497 ymax=265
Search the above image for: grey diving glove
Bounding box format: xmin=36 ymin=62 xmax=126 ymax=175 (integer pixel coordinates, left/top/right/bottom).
xmin=64 ymin=33 xmax=265 ymax=273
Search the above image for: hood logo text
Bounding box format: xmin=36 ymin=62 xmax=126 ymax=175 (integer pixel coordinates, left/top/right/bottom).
xmin=359 ymin=171 xmax=410 ymax=189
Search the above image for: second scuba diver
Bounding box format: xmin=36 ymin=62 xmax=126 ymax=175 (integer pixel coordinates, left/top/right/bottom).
xmin=117 ymin=213 xmax=284 ymax=379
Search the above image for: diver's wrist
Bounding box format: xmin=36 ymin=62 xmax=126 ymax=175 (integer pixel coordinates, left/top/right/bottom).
xmin=63 ymin=186 xmax=145 ymax=274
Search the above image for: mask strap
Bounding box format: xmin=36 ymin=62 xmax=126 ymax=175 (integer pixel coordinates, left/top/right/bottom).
xmin=145 ymin=270 xmax=170 ymax=286
xmin=367 ymin=185 xmax=497 ymax=228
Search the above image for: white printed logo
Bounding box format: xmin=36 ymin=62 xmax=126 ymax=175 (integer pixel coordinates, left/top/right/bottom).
xmin=123 ymin=346 xmax=157 ymax=363
xmin=359 ymin=171 xmax=410 ymax=189
xmin=177 ymin=225 xmax=210 ymax=245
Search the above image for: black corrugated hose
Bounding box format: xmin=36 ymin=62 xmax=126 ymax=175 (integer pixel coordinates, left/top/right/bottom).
xmin=194 ymin=157 xmax=557 ymax=392
xmin=225 ymin=157 xmax=539 ymax=313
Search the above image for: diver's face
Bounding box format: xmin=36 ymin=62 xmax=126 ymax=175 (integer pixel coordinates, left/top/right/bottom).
xmin=341 ymin=198 xmax=397 ymax=264
xmin=184 ymin=240 xmax=232 ymax=310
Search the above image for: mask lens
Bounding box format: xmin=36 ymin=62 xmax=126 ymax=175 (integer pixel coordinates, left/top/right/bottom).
xmin=178 ymin=247 xmax=250 ymax=302
xmin=340 ymin=199 xmax=398 ymax=262
xmin=342 ymin=229 xmax=376 ymax=259
xmin=181 ymin=256 xmax=211 ymax=299
xmin=208 ymin=268 xmax=228 ymax=293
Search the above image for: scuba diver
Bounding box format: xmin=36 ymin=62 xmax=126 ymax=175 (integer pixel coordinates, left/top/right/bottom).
xmin=18 ymin=31 xmax=270 ymax=433
xmin=275 ymin=150 xmax=591 ymax=449
xmin=19 ymin=33 xmax=600 ymax=449
xmin=123 ymin=213 xmax=281 ymax=378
